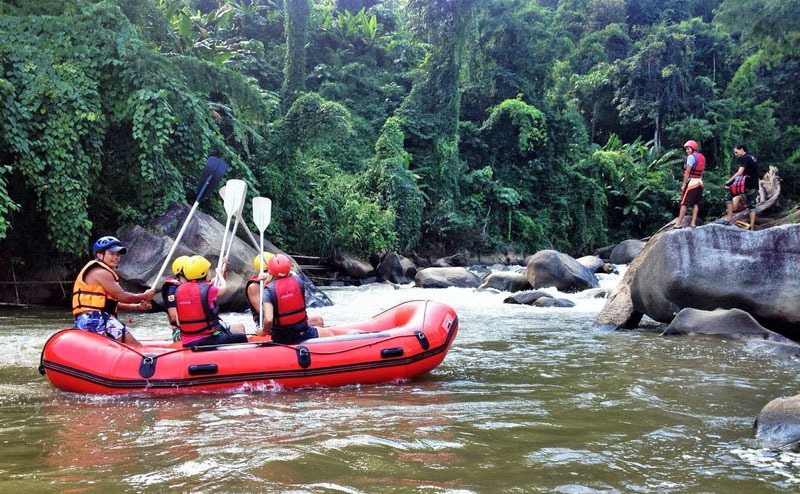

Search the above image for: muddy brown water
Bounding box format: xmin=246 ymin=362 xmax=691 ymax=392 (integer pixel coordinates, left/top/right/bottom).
xmin=1 ymin=272 xmax=799 ymax=493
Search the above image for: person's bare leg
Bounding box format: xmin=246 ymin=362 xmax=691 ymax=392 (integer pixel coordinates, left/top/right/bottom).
xmin=676 ymin=205 xmax=688 ymax=228
xmin=122 ymin=332 xmax=142 ymax=346
xmin=308 ymin=314 xmax=324 ymax=327
xmin=230 ymin=323 xmax=246 ymax=334
xmin=690 ymin=205 xmax=699 ymax=227
xmin=725 ymin=202 xmax=734 ymax=223
xmin=749 ymin=210 xmax=756 ymax=230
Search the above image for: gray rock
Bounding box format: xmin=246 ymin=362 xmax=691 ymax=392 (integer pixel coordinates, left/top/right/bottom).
xmin=593 ymin=244 xmax=616 ymax=261
xmin=480 ymin=271 xmax=532 ymax=293
xmin=533 ymin=297 xmax=576 ymax=308
xmin=602 ymin=263 xmax=618 ymax=274
xmin=525 ymin=250 xmax=599 ymax=293
xmin=631 ymin=224 xmax=800 ymax=339
xmin=375 ymin=252 xmax=417 ymax=284
xmin=503 ymin=290 xmax=553 ymax=305
xmin=755 ymin=395 xmax=800 ymax=450
xmin=661 ymin=308 xmax=798 ymax=343
xmin=116 ymin=202 xmax=332 ymax=311
xmin=576 ymin=255 xmax=606 ymax=273
xmin=332 ymin=253 xmax=375 ymax=279
xmin=414 ymin=267 xmax=481 ymax=288
xmin=609 ymin=239 xmax=645 ymax=264
xmin=577 ymin=288 xmax=611 ymax=299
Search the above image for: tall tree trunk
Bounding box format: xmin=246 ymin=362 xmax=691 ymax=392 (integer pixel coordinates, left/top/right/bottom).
xmin=654 ymin=112 xmax=661 ymax=151
xmin=281 ymin=0 xmax=310 ymax=111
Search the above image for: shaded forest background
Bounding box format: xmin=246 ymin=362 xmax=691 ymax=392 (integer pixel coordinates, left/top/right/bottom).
xmin=1 ymin=0 xmax=799 ymax=269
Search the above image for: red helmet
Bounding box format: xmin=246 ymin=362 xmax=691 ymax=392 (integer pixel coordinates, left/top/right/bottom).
xmin=683 ymin=140 xmax=698 ymax=151
xmin=268 ymin=254 xmax=291 ymax=278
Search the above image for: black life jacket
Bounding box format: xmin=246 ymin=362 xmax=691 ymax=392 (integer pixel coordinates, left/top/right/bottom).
xmin=161 ymin=278 xmax=181 ymax=326
xmin=245 ymin=276 xmax=260 ymax=322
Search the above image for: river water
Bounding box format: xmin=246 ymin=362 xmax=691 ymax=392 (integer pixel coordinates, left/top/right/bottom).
xmin=1 ymin=269 xmax=799 ymax=493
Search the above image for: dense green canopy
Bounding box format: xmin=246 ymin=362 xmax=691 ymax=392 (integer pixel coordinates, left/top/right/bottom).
xmin=1 ymin=0 xmax=798 ymax=266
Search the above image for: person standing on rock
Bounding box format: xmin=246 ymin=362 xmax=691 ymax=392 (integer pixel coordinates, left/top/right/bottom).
xmin=162 ymin=255 xmax=189 ymax=342
xmin=724 ymin=143 xmax=759 ymax=230
xmin=258 ymin=254 xmax=326 ymax=343
xmin=175 ymin=255 xmax=248 ymax=347
xmin=675 ymin=140 xmax=705 ymax=228
xmin=72 ymin=236 xmax=157 ymax=346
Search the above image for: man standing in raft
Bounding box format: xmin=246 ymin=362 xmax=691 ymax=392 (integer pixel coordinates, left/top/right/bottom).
xmin=675 ymin=139 xmax=705 ymax=228
xmin=175 ymin=255 xmax=247 ymax=347
xmin=258 ymin=254 xmax=325 ymax=343
xmin=72 ymin=236 xmax=156 ymax=346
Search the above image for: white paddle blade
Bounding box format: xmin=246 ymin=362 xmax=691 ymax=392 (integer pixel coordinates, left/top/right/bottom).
xmin=218 ymin=184 xmax=227 ymax=201
xmin=223 ymin=179 xmax=247 ymax=217
xmin=252 ymin=197 xmax=272 ymax=231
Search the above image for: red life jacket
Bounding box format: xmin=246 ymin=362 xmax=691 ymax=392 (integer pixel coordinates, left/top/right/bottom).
xmin=245 ymin=275 xmax=260 ymax=322
xmin=267 ymin=276 xmax=307 ymax=328
xmin=175 ymin=281 xmax=220 ymax=336
xmin=688 ymin=152 xmax=705 ymax=179
xmin=730 ymin=176 xmax=747 ymax=195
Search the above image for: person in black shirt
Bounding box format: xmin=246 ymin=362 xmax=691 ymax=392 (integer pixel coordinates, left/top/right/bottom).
xmin=724 ymin=143 xmax=759 ymax=229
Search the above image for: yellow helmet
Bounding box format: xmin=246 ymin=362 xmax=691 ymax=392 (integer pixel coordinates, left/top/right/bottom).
xmin=183 ymin=255 xmax=211 ymax=281
xmin=253 ymin=252 xmax=274 ymax=270
xmin=172 ymin=255 xmax=190 ymax=276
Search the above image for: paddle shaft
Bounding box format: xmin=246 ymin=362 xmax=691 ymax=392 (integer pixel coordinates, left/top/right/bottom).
xmin=258 ymin=229 xmax=265 ymax=331
xmin=150 ymin=201 xmax=200 ymax=290
xmin=215 ymin=214 xmax=233 ymax=286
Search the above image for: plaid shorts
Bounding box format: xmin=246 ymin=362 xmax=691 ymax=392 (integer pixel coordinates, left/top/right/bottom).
xmin=726 ymin=188 xmax=759 ymax=212
xmin=74 ymin=311 xmax=127 ymax=341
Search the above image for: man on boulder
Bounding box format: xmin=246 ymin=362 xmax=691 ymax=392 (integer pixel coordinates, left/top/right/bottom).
xmin=72 ymin=236 xmax=156 ymax=346
xmin=675 ymin=139 xmax=705 ymax=229
xmin=724 ymin=143 xmax=759 ymax=230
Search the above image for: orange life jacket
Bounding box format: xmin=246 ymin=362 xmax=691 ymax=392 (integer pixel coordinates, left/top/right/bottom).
xmin=688 ymin=152 xmax=705 ymax=179
xmin=266 ymin=276 xmax=307 ymax=328
xmin=72 ymin=260 xmax=120 ymax=316
xmin=175 ymin=281 xmax=220 ymax=336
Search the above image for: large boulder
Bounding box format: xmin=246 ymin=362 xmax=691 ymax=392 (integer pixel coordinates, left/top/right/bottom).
xmin=630 ymin=224 xmax=800 ymax=339
xmin=576 ymin=255 xmax=606 ymax=273
xmin=375 ymin=252 xmax=417 ymax=284
xmin=503 ymin=290 xmax=553 ymax=305
xmin=116 ymin=202 xmax=332 ymax=311
xmin=480 ymin=271 xmax=532 ymax=292
xmin=609 ymin=239 xmax=645 ymax=264
xmin=662 ymin=308 xmax=799 ymax=344
xmin=525 ymin=250 xmax=599 ymax=293
xmin=414 ymin=267 xmax=481 ymax=288
xmin=755 ymin=395 xmax=800 ymax=450
xmin=332 ymin=253 xmax=374 ymax=279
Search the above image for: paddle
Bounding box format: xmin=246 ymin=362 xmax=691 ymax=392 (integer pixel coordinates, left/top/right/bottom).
xmin=219 ymin=185 xmax=260 ymax=251
xmin=215 ymin=179 xmax=247 ymax=286
xmin=150 ymin=157 xmax=228 ymax=290
xmin=222 ymin=182 xmax=248 ymax=262
xmin=252 ymin=196 xmax=272 ymax=331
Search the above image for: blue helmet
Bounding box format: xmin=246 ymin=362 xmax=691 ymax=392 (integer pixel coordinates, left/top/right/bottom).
xmin=92 ymin=236 xmax=127 ymax=255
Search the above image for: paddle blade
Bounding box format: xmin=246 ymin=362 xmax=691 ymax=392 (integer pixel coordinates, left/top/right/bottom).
xmin=252 ymin=197 xmax=272 ymax=231
xmin=196 ymin=157 xmax=228 ymax=201
xmin=223 ymin=179 xmax=247 ymax=217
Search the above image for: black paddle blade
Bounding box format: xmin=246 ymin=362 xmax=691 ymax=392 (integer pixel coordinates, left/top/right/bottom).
xmin=196 ymin=156 xmax=228 ymax=202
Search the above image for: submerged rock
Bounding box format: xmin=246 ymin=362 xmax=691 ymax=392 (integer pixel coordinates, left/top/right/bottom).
xmin=503 ymin=290 xmax=553 ymax=305
xmin=662 ymin=308 xmax=798 ymax=343
xmin=414 ymin=267 xmax=481 ymax=288
xmin=533 ymin=297 xmax=576 ymax=308
xmin=480 ymin=271 xmax=532 ymax=293
xmin=525 ymin=250 xmax=599 ymax=293
xmin=755 ymin=395 xmax=800 ymax=450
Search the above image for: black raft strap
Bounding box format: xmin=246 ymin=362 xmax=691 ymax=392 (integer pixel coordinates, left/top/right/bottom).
xmin=139 ymin=354 xmax=158 ymax=378
xmin=414 ymin=331 xmax=430 ymax=350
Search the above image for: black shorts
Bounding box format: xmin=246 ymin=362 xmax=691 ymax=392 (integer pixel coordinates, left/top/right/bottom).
xmin=182 ymin=325 xmax=248 ymax=347
xmin=271 ymin=324 xmax=319 ymax=345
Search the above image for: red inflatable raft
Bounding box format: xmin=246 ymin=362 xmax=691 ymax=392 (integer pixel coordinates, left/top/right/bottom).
xmin=39 ymin=300 xmax=458 ymax=395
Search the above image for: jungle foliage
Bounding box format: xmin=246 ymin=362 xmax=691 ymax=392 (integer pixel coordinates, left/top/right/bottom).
xmin=1 ymin=0 xmax=799 ymax=265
